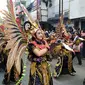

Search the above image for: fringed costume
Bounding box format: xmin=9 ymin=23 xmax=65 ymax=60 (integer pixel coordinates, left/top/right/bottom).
xmin=28 ymin=39 xmax=53 ymax=85
xmin=53 ymin=40 xmax=75 ymax=77
xmin=52 ymin=17 xmax=75 ymax=77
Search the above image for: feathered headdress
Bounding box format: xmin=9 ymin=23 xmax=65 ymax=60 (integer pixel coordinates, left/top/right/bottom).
xmin=55 ymin=16 xmax=68 ymax=40
xmin=20 ymin=4 xmax=39 ymax=34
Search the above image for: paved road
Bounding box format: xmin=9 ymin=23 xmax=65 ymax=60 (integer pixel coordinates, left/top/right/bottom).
xmin=0 ymin=56 xmax=85 ymax=85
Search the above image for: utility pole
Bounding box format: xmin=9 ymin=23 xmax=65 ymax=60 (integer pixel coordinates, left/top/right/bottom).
xmin=62 ymin=0 xmax=63 ymax=23
xmin=59 ymin=0 xmax=61 ymax=17
xmin=59 ymin=0 xmax=63 ymax=23
xmin=62 ymin=0 xmax=63 ymax=16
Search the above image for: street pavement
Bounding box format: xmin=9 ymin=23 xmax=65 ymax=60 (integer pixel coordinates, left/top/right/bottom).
xmin=0 ymin=56 xmax=85 ymax=85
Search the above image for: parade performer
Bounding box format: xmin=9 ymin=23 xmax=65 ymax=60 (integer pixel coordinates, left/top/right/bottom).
xmin=21 ymin=4 xmax=53 ymax=85
xmin=27 ymin=27 xmax=53 ymax=85
xmin=52 ymin=40 xmax=75 ymax=78
xmin=22 ymin=4 xmax=53 ymax=85
xmin=52 ymin=16 xmax=75 ymax=77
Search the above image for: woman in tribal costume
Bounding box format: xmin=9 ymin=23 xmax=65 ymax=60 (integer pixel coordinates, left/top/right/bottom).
xmin=27 ymin=27 xmax=53 ymax=85
xmin=53 ymin=39 xmax=76 ymax=78
xmin=51 ymin=22 xmax=76 ymax=77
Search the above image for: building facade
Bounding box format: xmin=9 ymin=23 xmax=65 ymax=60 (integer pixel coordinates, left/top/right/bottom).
xmin=26 ymin=0 xmax=52 ymax=21
xmin=69 ymin=0 xmax=85 ymax=30
xmin=48 ymin=0 xmax=70 ymax=26
xmin=48 ymin=0 xmax=85 ymax=30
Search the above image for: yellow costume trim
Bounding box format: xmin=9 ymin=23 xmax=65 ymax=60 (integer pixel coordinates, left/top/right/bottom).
xmin=62 ymin=49 xmax=72 ymax=73
xmin=36 ymin=67 xmax=43 ymax=83
xmin=53 ymin=45 xmax=62 ymax=54
xmin=30 ymin=61 xmax=51 ymax=85
xmin=30 ymin=62 xmax=36 ymax=76
xmin=41 ymin=62 xmax=49 ymax=85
